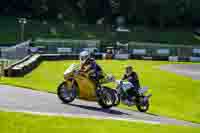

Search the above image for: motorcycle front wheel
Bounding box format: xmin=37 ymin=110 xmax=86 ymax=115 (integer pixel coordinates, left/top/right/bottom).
xmin=136 ymin=96 xmax=149 ymax=112
xmin=112 ymin=89 xmax=120 ymax=106
xmin=57 ymin=81 xmax=77 ymax=104
xmin=97 ymin=87 xmax=116 ymax=109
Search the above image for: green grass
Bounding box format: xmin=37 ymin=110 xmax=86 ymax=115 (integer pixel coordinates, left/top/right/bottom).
xmin=1 ymin=60 xmax=200 ymax=123
xmin=0 ymin=111 xmax=199 ymax=133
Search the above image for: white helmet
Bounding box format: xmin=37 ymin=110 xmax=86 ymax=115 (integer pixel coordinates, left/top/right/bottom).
xmin=79 ymin=51 xmax=90 ymax=64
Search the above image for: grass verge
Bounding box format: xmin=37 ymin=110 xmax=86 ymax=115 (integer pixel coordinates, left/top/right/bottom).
xmin=0 ymin=60 xmax=200 ymax=123
xmin=0 ymin=111 xmax=200 ymax=133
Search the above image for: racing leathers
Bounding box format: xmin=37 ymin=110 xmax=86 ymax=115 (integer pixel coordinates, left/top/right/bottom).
xmin=122 ymin=71 xmax=141 ymax=98
xmin=80 ymin=58 xmax=103 ymax=83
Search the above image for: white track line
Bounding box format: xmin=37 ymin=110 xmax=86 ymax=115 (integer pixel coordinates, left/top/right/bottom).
xmin=0 ymin=108 xmax=160 ymax=125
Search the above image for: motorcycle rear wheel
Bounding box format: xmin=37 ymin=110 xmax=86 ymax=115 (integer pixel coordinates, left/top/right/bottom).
xmin=57 ymin=81 xmax=77 ymax=104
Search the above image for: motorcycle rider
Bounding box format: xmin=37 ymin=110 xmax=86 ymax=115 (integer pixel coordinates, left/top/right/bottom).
xmin=79 ymin=51 xmax=103 ymax=84
xmin=121 ymin=65 xmax=141 ymax=105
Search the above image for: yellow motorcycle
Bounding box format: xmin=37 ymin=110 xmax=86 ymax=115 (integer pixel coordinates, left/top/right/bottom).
xmin=57 ymin=64 xmax=119 ymax=109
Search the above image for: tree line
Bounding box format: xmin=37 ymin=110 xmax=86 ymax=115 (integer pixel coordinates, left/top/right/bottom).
xmin=0 ymin=0 xmax=200 ymax=28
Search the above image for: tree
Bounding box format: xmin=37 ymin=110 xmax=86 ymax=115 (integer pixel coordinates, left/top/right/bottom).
xmin=1 ymin=0 xmax=200 ymax=27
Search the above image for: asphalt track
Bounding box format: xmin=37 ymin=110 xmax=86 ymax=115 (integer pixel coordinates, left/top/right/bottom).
xmin=160 ymin=64 xmax=200 ymax=80
xmin=0 ymin=85 xmax=199 ymax=127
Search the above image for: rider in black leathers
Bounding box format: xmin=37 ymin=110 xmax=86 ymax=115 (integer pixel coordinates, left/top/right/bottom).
xmin=122 ymin=65 xmax=141 ymax=100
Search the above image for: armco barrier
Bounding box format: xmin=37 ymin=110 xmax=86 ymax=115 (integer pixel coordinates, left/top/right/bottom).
xmin=4 ymin=54 xmax=42 ymax=77
xmin=4 ymin=55 xmax=32 ymax=76
xmin=41 ymin=53 xmax=102 ymax=60
xmin=114 ymin=54 xmax=129 ymax=60
xmin=4 ymin=53 xmax=200 ymax=77
xmin=142 ymin=56 xmax=153 ymax=60
xmin=41 ymin=54 xmax=79 ymax=60
xmin=4 ymin=54 xmax=81 ymax=77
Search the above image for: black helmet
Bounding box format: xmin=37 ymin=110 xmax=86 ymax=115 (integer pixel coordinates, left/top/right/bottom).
xmin=125 ymin=65 xmax=133 ymax=74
